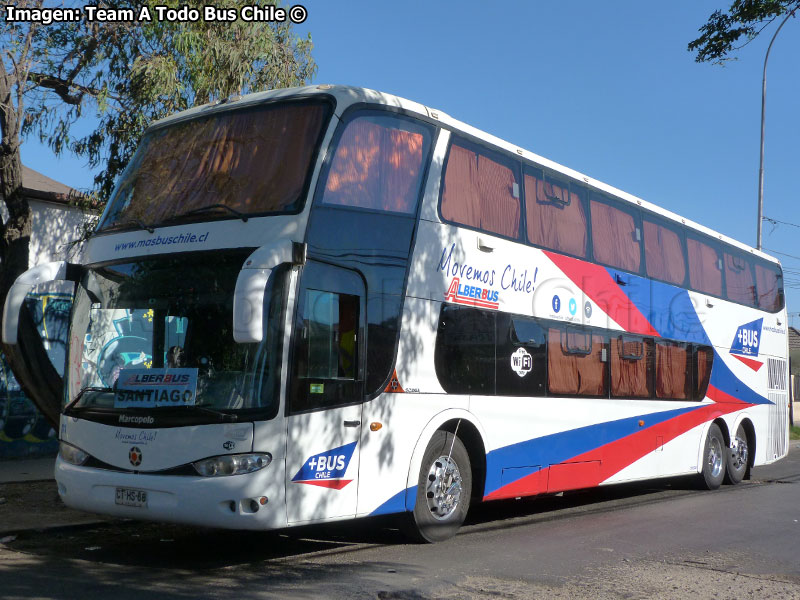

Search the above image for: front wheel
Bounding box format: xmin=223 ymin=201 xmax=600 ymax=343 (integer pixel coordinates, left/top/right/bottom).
xmin=724 ymin=424 xmax=749 ymax=485
xmin=700 ymin=423 xmax=726 ymax=490
xmin=407 ymin=430 xmax=472 ymax=543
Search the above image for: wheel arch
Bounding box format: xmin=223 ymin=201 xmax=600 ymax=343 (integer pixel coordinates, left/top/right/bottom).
xmin=731 ymin=414 xmax=757 ymax=479
xmin=694 ymin=411 xmax=728 ymax=475
xmin=403 ymin=409 xmax=487 ymax=511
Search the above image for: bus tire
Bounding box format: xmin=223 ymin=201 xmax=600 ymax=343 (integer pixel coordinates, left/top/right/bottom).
xmin=724 ymin=424 xmax=749 ymax=485
xmin=700 ymin=423 xmax=726 ymax=490
xmin=407 ymin=430 xmax=472 ymax=543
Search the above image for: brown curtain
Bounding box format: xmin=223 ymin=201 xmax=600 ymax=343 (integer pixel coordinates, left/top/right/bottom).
xmin=724 ymin=253 xmax=756 ymax=306
xmin=441 ymin=144 xmax=480 ymax=228
xmin=694 ymin=346 xmax=713 ymax=400
xmin=441 ymin=142 xmax=519 ymax=237
xmin=644 ymin=221 xmax=685 ymax=285
xmin=755 ymin=263 xmax=781 ymax=311
xmin=525 ymin=174 xmax=587 ymax=257
xmin=655 ymin=341 xmax=688 ymax=400
xmin=479 ymin=155 xmax=519 ymax=237
xmin=547 ymin=329 xmax=606 ymax=396
xmin=323 ymin=119 xmax=425 ymax=214
xmin=109 ymin=103 xmax=326 ymax=227
xmin=590 ymin=201 xmax=641 ymax=272
xmin=687 ymin=238 xmax=722 ymax=296
xmin=611 ymin=337 xmax=653 ymax=398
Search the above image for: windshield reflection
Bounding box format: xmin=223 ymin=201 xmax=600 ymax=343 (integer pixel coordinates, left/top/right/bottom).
xmin=66 ymin=251 xmax=283 ymax=419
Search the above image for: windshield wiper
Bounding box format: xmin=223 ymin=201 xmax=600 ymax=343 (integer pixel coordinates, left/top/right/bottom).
xmin=65 ymin=386 xmax=114 ymax=412
xmin=105 ymin=218 xmax=156 ymax=233
xmin=181 ymin=204 xmax=249 ymax=222
xmin=189 ymin=404 xmax=239 ymax=422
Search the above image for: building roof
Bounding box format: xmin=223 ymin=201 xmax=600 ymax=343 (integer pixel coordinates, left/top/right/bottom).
xmin=790 ymin=327 xmax=800 ymax=350
xmin=21 ymin=165 xmax=79 ymax=204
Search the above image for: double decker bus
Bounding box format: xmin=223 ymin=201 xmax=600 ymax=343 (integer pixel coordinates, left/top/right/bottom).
xmin=3 ymin=85 xmax=789 ymax=542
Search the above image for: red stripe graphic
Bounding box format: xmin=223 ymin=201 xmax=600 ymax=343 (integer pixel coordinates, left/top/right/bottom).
xmin=730 ymin=354 xmax=763 ymax=372
xmin=294 ymin=479 xmax=353 ymax=490
xmin=543 ymin=251 xmax=659 ymax=336
xmin=485 ymin=402 xmax=749 ymax=501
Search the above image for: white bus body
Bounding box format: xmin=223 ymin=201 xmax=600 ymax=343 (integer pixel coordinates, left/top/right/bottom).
xmin=4 ymin=86 xmax=788 ymax=541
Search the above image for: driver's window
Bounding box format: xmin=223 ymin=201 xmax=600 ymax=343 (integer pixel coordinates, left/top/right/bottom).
xmin=290 ymin=262 xmax=364 ymax=413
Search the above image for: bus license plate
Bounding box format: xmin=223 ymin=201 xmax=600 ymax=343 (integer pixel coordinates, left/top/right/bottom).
xmin=115 ymin=487 xmax=147 ymax=508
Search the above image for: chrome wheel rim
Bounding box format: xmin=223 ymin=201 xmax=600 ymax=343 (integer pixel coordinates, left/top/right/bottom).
xmin=708 ymin=436 xmax=724 ymax=479
xmin=730 ymin=433 xmax=749 ymax=471
xmin=425 ymin=455 xmax=462 ymax=520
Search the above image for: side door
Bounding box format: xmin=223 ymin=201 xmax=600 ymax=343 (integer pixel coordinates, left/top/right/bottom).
xmin=285 ymin=261 xmax=365 ymax=524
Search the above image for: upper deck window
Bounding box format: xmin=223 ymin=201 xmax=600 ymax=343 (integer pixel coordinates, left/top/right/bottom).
xmin=724 ymin=251 xmax=757 ymax=307
xmin=755 ymin=262 xmax=783 ymax=311
xmin=440 ymin=138 xmax=521 ymax=239
xmin=590 ymin=196 xmax=642 ymax=273
xmin=686 ymin=236 xmax=723 ymax=297
xmin=525 ymin=171 xmax=588 ymax=258
xmin=98 ymin=100 xmax=331 ymax=231
xmin=643 ymin=219 xmax=686 ymax=286
xmin=319 ymin=112 xmax=432 ymax=215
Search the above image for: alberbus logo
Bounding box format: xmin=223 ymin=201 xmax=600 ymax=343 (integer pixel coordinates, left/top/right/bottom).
xmin=445 ymin=277 xmax=500 ymax=310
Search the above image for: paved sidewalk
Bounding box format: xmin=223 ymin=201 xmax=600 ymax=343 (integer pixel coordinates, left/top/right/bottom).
xmin=0 ymin=456 xmax=55 ymax=483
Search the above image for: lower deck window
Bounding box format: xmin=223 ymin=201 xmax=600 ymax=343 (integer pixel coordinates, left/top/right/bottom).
xmin=655 ymin=341 xmax=689 ymax=400
xmin=547 ymin=328 xmax=607 ymax=397
xmin=611 ymin=336 xmax=653 ymax=398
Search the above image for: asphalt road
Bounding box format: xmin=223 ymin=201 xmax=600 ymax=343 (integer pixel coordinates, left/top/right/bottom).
xmin=1 ymin=445 xmax=799 ymax=599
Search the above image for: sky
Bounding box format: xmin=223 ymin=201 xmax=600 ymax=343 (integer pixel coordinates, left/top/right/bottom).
xmin=20 ymin=1 xmax=800 ymax=323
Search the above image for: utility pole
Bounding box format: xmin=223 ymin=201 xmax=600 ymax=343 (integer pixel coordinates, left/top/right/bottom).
xmin=757 ymin=7 xmax=798 ymax=250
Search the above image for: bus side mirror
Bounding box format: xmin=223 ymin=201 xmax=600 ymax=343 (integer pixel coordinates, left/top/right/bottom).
xmin=2 ymin=261 xmax=81 ymax=345
xmin=233 ymin=240 xmax=305 ymax=344
xmin=233 ymin=268 xmax=272 ymax=344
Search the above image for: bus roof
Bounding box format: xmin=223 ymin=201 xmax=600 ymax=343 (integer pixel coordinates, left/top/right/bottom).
xmin=149 ymin=84 xmax=779 ymax=266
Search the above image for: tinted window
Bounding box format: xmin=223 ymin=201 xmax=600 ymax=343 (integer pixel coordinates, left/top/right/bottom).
xmin=724 ymin=251 xmax=757 ymax=307
xmin=693 ymin=345 xmax=714 ymax=401
xmin=434 ymin=305 xmax=496 ymax=394
xmin=547 ymin=327 xmax=608 ymax=397
xmin=643 ymin=219 xmax=686 ymax=285
xmin=100 ymin=101 xmax=331 ymax=230
xmin=590 ymin=196 xmax=642 ymax=273
xmin=525 ymin=170 xmax=588 ymax=258
xmin=290 ymin=262 xmax=364 ymax=413
xmin=495 ymin=314 xmax=546 ymax=396
xmin=440 ymin=139 xmax=521 ymax=238
xmin=655 ymin=340 xmax=689 ymax=400
xmin=686 ymin=236 xmax=723 ymax=297
xmin=611 ymin=335 xmax=654 ymax=398
xmin=755 ymin=262 xmax=783 ymax=312
xmin=320 ymin=112 xmax=432 ymax=215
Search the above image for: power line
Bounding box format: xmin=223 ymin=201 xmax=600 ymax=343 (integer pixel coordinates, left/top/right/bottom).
xmin=764 ymin=216 xmax=800 ymax=229
xmin=764 ymin=247 xmax=800 ymax=262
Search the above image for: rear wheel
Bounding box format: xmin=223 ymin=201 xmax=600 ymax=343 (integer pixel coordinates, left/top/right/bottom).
xmin=724 ymin=423 xmax=749 ymax=485
xmin=407 ymin=430 xmax=472 ymax=543
xmin=701 ymin=423 xmax=726 ymax=490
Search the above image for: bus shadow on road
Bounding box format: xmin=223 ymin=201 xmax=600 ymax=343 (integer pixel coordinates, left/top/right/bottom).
xmin=3 ymin=474 xmax=718 ymax=569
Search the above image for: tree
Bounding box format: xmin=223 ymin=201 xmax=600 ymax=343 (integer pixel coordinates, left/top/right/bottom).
xmin=689 ymin=0 xmax=800 ymax=63
xmin=1 ymin=0 xmax=316 ymax=426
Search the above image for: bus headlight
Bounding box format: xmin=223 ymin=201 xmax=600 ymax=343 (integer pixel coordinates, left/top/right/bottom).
xmin=192 ymin=453 xmax=272 ymax=477
xmin=59 ymin=441 xmax=90 ymax=466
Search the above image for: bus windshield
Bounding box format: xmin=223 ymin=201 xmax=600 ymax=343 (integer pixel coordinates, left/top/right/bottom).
xmin=98 ymin=100 xmax=331 ymax=231
xmin=65 ymin=251 xmax=283 ymax=418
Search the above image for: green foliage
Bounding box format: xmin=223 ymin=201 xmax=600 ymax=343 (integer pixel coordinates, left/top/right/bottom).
xmin=22 ymin=0 xmax=316 ymax=202
xmin=689 ymin=0 xmax=800 ymax=63
xmin=791 ymin=424 xmax=800 ymax=440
